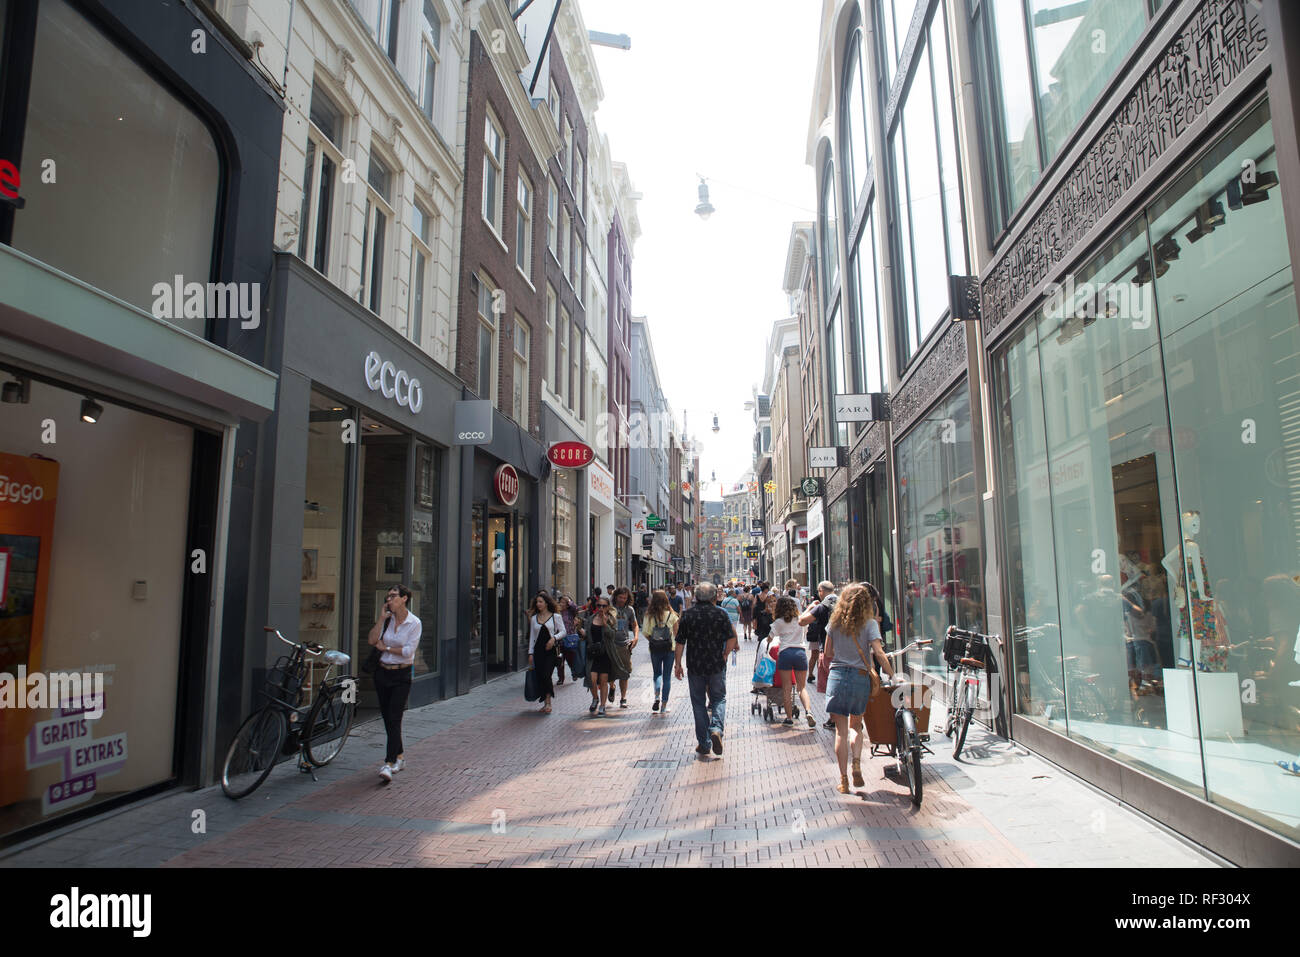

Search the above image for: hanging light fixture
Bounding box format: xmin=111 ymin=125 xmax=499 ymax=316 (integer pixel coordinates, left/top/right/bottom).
xmin=80 ymin=397 xmax=103 ymax=423
xmin=694 ymin=176 xmax=715 ymax=220
xmin=712 ymin=413 xmax=720 ymax=433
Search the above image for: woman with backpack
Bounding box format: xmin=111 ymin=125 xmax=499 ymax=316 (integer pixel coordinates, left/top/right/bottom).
xmin=738 ymin=588 xmax=754 ymax=640
xmin=754 ymin=592 xmax=777 ymax=645
xmin=643 ymin=589 xmax=680 ymax=714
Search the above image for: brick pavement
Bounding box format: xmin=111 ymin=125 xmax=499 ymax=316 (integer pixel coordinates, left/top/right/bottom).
xmin=1 ymin=627 xmax=1221 ymax=868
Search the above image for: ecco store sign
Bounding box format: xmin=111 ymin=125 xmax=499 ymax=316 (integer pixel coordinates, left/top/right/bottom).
xmin=364 ymin=351 xmax=424 ymax=414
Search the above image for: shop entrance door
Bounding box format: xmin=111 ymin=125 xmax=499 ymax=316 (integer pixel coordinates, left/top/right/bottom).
xmin=485 ymin=511 xmax=514 ymax=674
xmin=469 ymin=504 xmax=485 ymax=685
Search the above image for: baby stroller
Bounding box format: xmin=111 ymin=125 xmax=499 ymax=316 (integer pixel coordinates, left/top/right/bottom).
xmin=750 ymin=635 xmax=801 ymax=723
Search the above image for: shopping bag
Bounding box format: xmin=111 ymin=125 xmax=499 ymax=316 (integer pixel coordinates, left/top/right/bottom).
xmin=753 ymin=656 xmax=776 ymax=685
xmin=524 ymin=668 xmax=540 ymax=702
xmin=816 ymin=650 xmax=830 ymax=694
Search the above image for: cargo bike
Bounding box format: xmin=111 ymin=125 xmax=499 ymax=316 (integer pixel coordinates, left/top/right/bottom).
xmin=863 ymin=638 xmax=933 ymax=807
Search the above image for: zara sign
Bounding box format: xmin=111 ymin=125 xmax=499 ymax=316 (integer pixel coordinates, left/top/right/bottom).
xmin=364 ymin=351 xmax=423 ymax=414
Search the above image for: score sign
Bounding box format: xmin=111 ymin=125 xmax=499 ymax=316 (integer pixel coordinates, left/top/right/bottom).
xmin=0 ymin=159 xmax=20 ymax=204
xmin=547 ymin=441 xmax=594 ymax=468
xmin=494 ymin=464 xmax=519 ymax=506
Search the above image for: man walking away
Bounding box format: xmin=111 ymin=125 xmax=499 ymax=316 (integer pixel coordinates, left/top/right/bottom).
xmin=675 ymin=582 xmax=737 ymax=758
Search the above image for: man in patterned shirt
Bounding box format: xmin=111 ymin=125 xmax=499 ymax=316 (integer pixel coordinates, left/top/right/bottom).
xmin=674 ymin=582 xmax=738 ymax=758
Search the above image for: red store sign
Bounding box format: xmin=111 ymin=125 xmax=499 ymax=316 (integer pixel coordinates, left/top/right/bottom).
xmin=547 ymin=441 xmax=594 ymax=468
xmin=494 ymin=464 xmax=519 ymax=506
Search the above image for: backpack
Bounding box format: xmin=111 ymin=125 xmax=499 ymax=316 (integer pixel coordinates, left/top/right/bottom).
xmin=647 ymin=614 xmax=673 ymax=653
xmin=739 ymin=595 xmax=752 ymax=612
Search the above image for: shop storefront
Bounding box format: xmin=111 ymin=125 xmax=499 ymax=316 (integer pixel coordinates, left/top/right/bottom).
xmin=587 ymin=459 xmax=615 ymax=599
xmin=827 ymin=495 xmax=850 ymax=585
xmin=0 ymin=0 xmax=281 ymax=841
xmin=255 ymin=255 xmax=464 ymax=708
xmin=991 ymin=99 xmax=1300 ymax=852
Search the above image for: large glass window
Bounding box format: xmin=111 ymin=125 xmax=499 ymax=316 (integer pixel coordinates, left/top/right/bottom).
xmin=360 ymin=154 xmax=392 ymax=316
xmin=896 ymin=384 xmax=983 ymax=680
xmin=826 ymin=301 xmax=847 ymax=447
xmin=420 ymin=0 xmax=441 ymax=123
xmin=841 ymin=26 xmax=871 ymax=215
xmin=516 ymin=173 xmax=533 ymax=279
xmin=829 ymin=495 xmax=851 ymax=586
xmin=888 ymin=5 xmax=966 ymax=361
xmin=973 ymin=0 xmax=1150 ymax=233
xmin=849 ymin=213 xmax=884 ymax=395
xmin=10 ymin=0 xmax=220 ymax=331
xmin=512 ymin=314 xmax=530 ymax=425
xmin=994 ymin=101 xmax=1300 ymax=844
xmin=1028 ymin=0 xmax=1146 ymax=162
xmin=476 ymin=275 xmax=497 ymax=404
xmin=818 ymin=159 xmax=839 ymax=296
xmin=408 ymin=201 xmax=432 ymax=345
xmin=0 ymin=379 xmax=193 ymax=837
xmin=302 ymin=391 xmax=351 ymax=660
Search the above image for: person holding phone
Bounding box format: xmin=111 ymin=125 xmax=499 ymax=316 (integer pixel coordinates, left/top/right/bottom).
xmin=367 ymin=584 xmax=421 ymax=784
xmin=527 ymin=592 xmax=564 ymax=714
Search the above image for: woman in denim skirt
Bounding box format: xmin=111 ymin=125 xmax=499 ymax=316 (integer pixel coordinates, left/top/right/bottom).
xmin=822 ymin=584 xmax=881 ymax=794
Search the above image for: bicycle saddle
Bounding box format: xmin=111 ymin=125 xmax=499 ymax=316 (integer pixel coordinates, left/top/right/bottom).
xmin=323 ymin=650 xmax=351 ymax=666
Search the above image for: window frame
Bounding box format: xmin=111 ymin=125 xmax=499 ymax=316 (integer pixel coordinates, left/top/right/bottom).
xmin=475 ymin=273 xmax=499 ymax=406
xmin=482 ymin=108 xmax=505 ymax=237
xmin=408 ymin=200 xmax=434 ymax=345
xmin=513 ymin=312 xmax=530 ymax=425
xmin=297 ymin=81 xmax=346 ymax=276
xmin=360 ymin=152 xmax=395 ymax=316
xmin=516 ymin=171 xmax=533 ymax=280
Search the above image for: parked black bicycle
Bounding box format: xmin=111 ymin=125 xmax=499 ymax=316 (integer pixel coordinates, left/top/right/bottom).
xmin=221 ymin=627 xmax=356 ymax=799
xmin=943 ymin=625 xmax=993 ymax=758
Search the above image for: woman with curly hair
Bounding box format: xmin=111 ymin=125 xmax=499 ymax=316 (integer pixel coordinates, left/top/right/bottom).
xmin=823 ymin=584 xmax=881 ymax=793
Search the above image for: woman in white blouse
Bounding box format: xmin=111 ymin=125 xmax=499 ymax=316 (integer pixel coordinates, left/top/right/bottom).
xmin=527 ymin=592 xmax=566 ymax=714
xmin=771 ymin=595 xmax=817 ymax=728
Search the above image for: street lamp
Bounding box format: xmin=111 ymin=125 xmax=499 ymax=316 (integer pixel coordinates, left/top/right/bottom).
xmin=694 ymin=176 xmax=715 ymax=220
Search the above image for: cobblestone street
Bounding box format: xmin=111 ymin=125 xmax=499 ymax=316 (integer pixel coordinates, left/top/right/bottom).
xmin=1 ymin=633 xmax=1221 ymax=868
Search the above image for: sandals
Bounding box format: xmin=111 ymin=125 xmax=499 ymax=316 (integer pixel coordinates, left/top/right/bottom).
xmin=852 ymin=762 xmax=865 ymax=788
xmin=589 ymin=700 xmax=598 ymax=714
xmin=837 ymin=775 xmax=851 ymax=794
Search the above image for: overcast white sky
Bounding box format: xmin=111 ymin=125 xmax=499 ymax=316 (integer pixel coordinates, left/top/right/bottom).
xmin=577 ymin=0 xmax=821 ymax=500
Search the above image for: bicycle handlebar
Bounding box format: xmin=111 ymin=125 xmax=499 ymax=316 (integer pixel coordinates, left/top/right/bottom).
xmin=262 ymin=626 xmax=323 ymax=656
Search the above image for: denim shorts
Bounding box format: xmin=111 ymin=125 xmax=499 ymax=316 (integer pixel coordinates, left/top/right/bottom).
xmin=776 ymin=646 xmax=808 ymax=672
xmin=825 ymin=667 xmax=869 ymax=716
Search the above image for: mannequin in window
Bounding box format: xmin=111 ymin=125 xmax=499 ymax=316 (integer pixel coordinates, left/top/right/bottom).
xmin=1161 ymin=510 xmax=1229 ymax=672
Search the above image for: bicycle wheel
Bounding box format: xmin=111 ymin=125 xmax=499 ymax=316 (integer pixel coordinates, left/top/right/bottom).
xmin=222 ymin=707 xmax=287 ymax=799
xmin=945 ymin=676 xmax=964 ymax=737
xmin=898 ymin=709 xmax=922 ymax=807
xmin=304 ymin=680 xmax=356 ymax=767
xmin=953 ymin=681 xmax=974 ymax=759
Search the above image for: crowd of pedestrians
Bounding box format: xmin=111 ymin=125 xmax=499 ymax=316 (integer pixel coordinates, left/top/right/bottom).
xmin=516 ymin=576 xmax=899 ymax=793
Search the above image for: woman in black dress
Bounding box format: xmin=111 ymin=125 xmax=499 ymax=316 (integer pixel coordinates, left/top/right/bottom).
xmin=527 ymin=592 xmax=564 ymax=714
xmin=754 ymin=592 xmax=777 ymax=644
xmin=586 ymin=597 xmax=615 ymax=717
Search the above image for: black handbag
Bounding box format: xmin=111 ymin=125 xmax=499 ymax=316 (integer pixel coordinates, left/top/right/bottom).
xmin=361 ymin=616 xmax=390 ymax=675
xmin=524 ymin=667 xmax=540 ymax=701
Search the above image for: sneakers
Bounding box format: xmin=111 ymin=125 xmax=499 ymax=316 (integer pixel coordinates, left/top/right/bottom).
xmin=823 ymin=719 xmax=835 ymax=730
xmin=379 ymin=763 xmax=393 ymax=783
xmin=652 ymin=699 xmax=660 ymax=712
xmin=711 ymin=731 xmax=724 ymax=755
xmin=782 ymin=717 xmax=794 ymax=726
xmin=660 ymin=703 xmax=670 ymax=714
xmin=806 ymin=714 xmax=816 ymax=728
xmin=597 ymin=706 xmax=607 ymax=717
xmin=391 ymin=758 xmax=405 ymax=774
xmin=620 ymin=698 xmax=628 ymax=708
xmin=589 ymin=699 xmax=598 ymax=714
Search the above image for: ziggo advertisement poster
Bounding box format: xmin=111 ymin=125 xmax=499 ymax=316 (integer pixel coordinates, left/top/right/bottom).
xmin=0 ymin=453 xmax=58 ymax=810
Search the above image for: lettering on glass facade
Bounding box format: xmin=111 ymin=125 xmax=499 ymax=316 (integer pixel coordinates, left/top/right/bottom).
xmin=979 ymin=0 xmax=1268 ymax=340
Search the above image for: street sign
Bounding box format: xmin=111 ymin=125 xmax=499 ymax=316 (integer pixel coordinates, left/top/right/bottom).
xmin=453 ymin=399 xmax=493 ymax=444
xmin=799 ymin=477 xmax=823 ymax=498
xmin=547 ymin=440 xmax=594 ymax=468
xmin=646 ymin=512 xmax=665 ymax=529
xmin=833 ymin=393 xmax=891 ymax=423
xmin=809 ymin=446 xmax=844 ymax=469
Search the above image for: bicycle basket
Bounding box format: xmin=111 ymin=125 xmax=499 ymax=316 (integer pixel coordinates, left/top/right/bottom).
xmin=941 ymin=633 xmax=966 ymax=668
xmin=943 ymin=632 xmax=990 ymax=669
xmin=263 ymin=655 xmax=306 ymax=708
